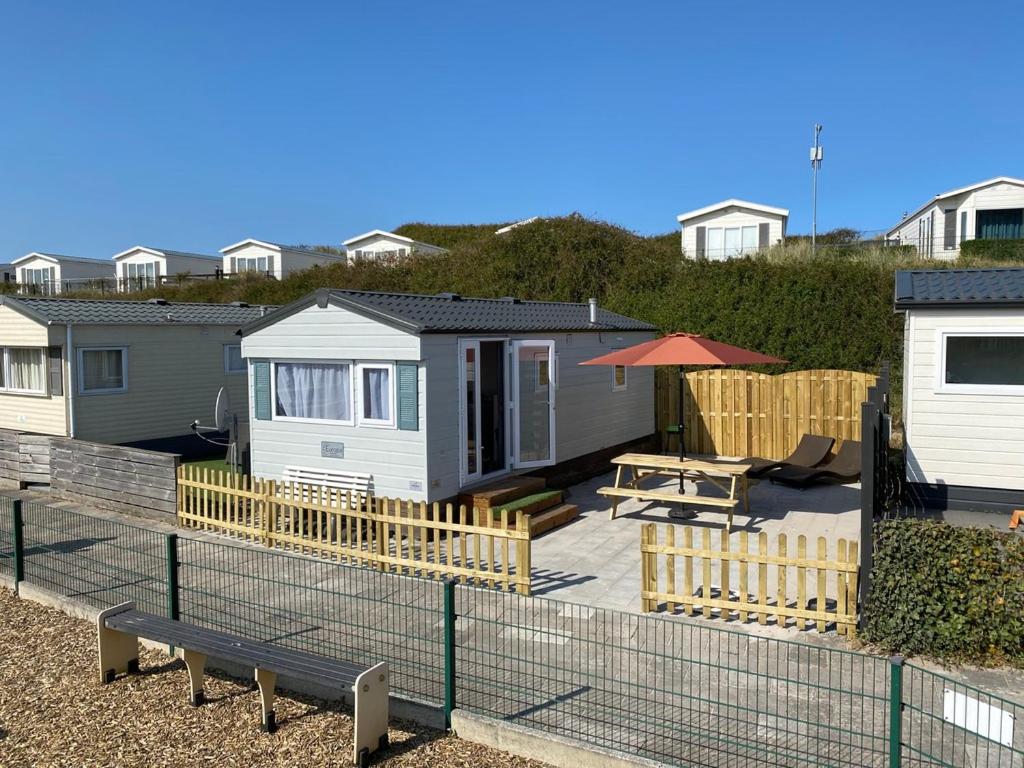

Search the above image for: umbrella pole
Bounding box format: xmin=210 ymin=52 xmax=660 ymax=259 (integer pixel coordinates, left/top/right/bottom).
xmin=678 ymin=365 xmax=686 ymax=493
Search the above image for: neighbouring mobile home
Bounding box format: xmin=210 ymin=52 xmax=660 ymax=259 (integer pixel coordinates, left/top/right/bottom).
xmin=220 ymin=238 xmax=348 ymax=279
xmin=112 ymin=246 xmax=221 ymax=291
xmin=12 ymin=252 xmax=114 ymax=294
xmin=0 ymin=295 xmax=272 ymax=454
xmin=240 ymin=288 xmax=657 ymax=503
xmin=896 ymin=267 xmax=1024 ymax=513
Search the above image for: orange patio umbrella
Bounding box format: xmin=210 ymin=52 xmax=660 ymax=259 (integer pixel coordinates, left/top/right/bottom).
xmin=581 ymin=333 xmax=786 ymax=464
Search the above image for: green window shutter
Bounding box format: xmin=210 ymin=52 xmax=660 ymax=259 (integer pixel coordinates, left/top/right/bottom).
xmin=252 ymin=361 xmax=271 ymax=421
xmin=396 ymin=363 xmax=419 ymax=431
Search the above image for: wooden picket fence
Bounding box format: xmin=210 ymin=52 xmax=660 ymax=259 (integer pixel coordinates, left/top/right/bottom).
xmin=640 ymin=524 xmax=859 ymax=635
xmin=656 ymin=368 xmax=876 ymax=460
xmin=177 ymin=465 xmax=533 ymax=594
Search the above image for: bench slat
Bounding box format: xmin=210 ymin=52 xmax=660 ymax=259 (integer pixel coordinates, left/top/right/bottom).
xmin=105 ymin=610 xmax=366 ymax=684
xmin=597 ymin=486 xmax=738 ymax=508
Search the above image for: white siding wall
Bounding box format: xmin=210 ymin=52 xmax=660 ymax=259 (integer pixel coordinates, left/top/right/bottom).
xmin=242 ymin=302 xmax=427 ymax=499
xmin=71 ymin=324 xmax=248 ymax=445
xmin=424 ymin=330 xmax=656 ymax=500
xmin=680 ymin=209 xmax=786 ymax=260
xmin=0 ymin=305 xmax=67 ymax=435
xmin=904 ymin=307 xmax=1024 ymax=491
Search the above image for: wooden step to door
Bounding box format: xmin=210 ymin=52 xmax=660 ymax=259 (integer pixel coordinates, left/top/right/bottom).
xmin=528 ymin=503 xmax=579 ymax=536
xmin=458 ymin=475 xmax=547 ymax=512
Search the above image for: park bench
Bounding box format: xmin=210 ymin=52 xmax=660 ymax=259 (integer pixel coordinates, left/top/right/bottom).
xmin=283 ymin=465 xmax=372 ymax=504
xmin=97 ymin=602 xmax=389 ymax=767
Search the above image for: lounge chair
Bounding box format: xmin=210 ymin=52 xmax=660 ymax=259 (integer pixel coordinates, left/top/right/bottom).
xmin=743 ymin=434 xmax=835 ymax=479
xmin=769 ymin=440 xmax=862 ymax=488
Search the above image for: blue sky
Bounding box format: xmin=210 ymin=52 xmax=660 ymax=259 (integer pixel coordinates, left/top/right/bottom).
xmin=1 ymin=1 xmax=1021 ymax=259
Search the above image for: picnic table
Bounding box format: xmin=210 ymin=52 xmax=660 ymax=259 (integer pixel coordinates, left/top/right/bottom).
xmin=598 ymin=453 xmax=751 ymax=531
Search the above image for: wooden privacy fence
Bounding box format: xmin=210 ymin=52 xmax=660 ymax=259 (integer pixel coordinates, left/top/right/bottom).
xmin=177 ymin=465 xmax=533 ymax=595
xmin=655 ymin=368 xmax=876 ymax=461
xmin=640 ymin=524 xmax=860 ymax=635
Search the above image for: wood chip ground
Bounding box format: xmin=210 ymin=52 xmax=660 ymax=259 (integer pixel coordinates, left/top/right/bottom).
xmin=0 ymin=587 xmax=549 ymax=768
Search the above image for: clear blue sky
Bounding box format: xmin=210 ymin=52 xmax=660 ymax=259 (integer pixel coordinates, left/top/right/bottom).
xmin=2 ymin=1 xmax=1021 ymax=259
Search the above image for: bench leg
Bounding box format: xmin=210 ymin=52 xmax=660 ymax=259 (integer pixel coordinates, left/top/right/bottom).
xmin=183 ymin=650 xmax=207 ymax=706
xmin=609 ymin=465 xmax=623 ymax=520
xmin=353 ymin=662 xmax=390 ymax=767
xmin=255 ymin=667 xmax=278 ymax=733
xmin=96 ymin=603 xmax=139 ymax=684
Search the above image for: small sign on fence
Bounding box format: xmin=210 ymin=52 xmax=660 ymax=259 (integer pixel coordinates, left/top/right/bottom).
xmin=943 ymin=689 xmax=1015 ymax=748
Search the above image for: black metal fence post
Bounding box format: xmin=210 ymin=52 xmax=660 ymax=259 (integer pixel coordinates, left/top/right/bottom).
xmin=165 ymin=533 xmax=180 ymax=654
xmin=443 ymin=578 xmax=456 ymax=729
xmin=12 ymin=499 xmax=24 ymax=592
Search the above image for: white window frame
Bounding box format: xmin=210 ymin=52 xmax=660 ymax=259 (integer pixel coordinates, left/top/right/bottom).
xmin=270 ymin=359 xmax=355 ymax=426
xmin=0 ymin=347 xmax=47 ymax=396
xmin=77 ymin=346 xmax=128 ymax=395
xmin=612 ymin=364 xmax=628 ymax=392
xmin=935 ymin=329 xmax=1024 ymax=395
xmin=223 ymin=344 xmax=245 ymax=375
xmin=356 ymin=362 xmax=396 ymax=428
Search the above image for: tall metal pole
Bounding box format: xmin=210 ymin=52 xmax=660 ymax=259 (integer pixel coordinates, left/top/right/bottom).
xmin=811 ymin=124 xmax=822 ymax=255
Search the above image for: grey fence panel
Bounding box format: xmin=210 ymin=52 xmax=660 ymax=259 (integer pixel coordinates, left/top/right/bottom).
xmin=902 ymin=662 xmax=1024 ymax=767
xmin=455 ymin=586 xmax=892 ymax=768
xmin=19 ymin=500 xmax=167 ymax=613
xmin=176 ymin=538 xmax=446 ymax=705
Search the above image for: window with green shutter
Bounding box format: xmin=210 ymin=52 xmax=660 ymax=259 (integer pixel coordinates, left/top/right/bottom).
xmin=252 ymin=361 xmax=271 ymax=420
xmin=396 ymin=363 xmax=418 ymax=431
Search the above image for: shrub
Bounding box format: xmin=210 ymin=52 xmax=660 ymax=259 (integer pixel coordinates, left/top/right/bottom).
xmin=960 ymin=238 xmax=1024 ymax=263
xmin=862 ymin=519 xmax=1024 ymax=666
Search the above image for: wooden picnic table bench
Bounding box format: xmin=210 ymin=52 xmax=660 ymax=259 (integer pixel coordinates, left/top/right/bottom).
xmin=598 ymin=453 xmax=751 ymax=531
xmin=97 ymin=602 xmax=389 ymax=767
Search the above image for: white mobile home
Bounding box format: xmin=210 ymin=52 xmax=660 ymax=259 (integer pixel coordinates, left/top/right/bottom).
xmin=342 ymin=230 xmax=446 ymax=263
xmin=886 ymin=176 xmax=1024 ymax=260
xmin=241 ymin=289 xmax=657 ymax=503
xmin=0 ymin=295 xmax=272 ymax=455
xmin=677 ymin=200 xmax=788 ymax=260
xmin=13 ymin=252 xmax=114 ymax=295
xmin=896 ymin=267 xmax=1024 ymax=513
xmin=112 ymin=246 xmax=221 ymax=291
xmin=220 ymin=239 xmax=348 ymax=280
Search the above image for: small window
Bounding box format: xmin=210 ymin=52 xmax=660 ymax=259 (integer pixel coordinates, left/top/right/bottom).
xmin=358 ymin=363 xmax=395 ymax=426
xmin=534 ymin=353 xmax=550 ymax=392
xmin=0 ymin=347 xmax=46 ymax=394
xmin=612 ymin=364 xmax=628 ymax=391
xmin=274 ymin=361 xmax=352 ymax=423
xmin=224 ymin=344 xmax=245 ymax=374
xmin=79 ymin=348 xmax=127 ymax=394
xmin=944 ymin=335 xmax=1024 ymax=388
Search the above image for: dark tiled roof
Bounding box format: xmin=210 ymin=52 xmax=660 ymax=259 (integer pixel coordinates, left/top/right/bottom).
xmin=324 ymin=289 xmax=655 ymax=333
xmin=0 ymin=295 xmax=274 ymax=325
xmin=895 ymin=268 xmax=1024 ymax=309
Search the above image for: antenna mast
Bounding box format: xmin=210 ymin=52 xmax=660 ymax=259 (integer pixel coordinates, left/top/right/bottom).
xmin=810 ymin=124 xmax=823 ymax=255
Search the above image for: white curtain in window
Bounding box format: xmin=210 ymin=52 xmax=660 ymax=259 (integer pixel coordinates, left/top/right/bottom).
xmin=363 ymin=367 xmax=390 ymax=420
xmin=741 ymin=226 xmax=758 ymax=253
xmin=8 ymin=348 xmax=44 ymax=391
xmin=82 ymin=349 xmax=124 ymax=390
xmin=706 ymin=228 xmax=724 ymax=260
xmin=275 ymin=362 xmax=351 ymax=420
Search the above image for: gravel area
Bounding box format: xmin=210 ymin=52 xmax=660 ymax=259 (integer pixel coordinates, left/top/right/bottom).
xmin=0 ymin=587 xmax=549 ymax=768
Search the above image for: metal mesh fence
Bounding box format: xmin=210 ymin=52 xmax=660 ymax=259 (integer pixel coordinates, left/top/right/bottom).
xmin=902 ymin=662 xmax=1024 ymax=767
xmin=455 ymin=585 xmax=892 ymax=768
xmin=18 ymin=500 xmax=168 ymax=614
xmin=176 ymin=537 xmax=446 ymax=704
xmin=0 ymin=495 xmax=13 ymax=578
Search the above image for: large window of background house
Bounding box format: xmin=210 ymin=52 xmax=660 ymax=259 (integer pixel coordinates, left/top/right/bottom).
xmin=274 ymin=361 xmax=353 ymax=423
xmin=19 ymin=267 xmax=56 ymax=295
xmin=943 ymin=334 xmax=1024 ymax=388
xmin=705 ymin=226 xmax=758 ymax=259
xmin=0 ymin=347 xmax=46 ymax=394
xmin=235 ymin=256 xmax=268 ymax=273
xmin=976 ymin=209 xmax=1024 ymax=240
xmin=78 ymin=348 xmax=127 ymax=394
xmin=124 ymin=261 xmax=157 ymax=288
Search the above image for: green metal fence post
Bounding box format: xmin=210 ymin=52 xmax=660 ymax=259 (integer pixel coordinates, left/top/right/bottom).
xmin=165 ymin=533 xmax=180 ymax=655
xmin=443 ymin=578 xmax=456 ymax=729
xmin=12 ymin=499 xmax=24 ymax=592
xmin=889 ymin=655 xmax=905 ymax=768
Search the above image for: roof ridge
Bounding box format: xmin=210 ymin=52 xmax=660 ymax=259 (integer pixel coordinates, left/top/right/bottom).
xmin=331 ymin=287 xmax=626 ymax=310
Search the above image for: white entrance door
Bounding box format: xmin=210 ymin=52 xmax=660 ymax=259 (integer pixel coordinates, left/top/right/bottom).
xmin=511 ymin=340 xmax=556 ymax=469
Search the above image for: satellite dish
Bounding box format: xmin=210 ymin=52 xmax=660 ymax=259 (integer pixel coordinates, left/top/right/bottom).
xmin=214 ymin=387 xmax=233 ymax=432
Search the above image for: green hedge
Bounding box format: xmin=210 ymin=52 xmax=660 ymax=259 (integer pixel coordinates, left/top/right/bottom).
xmin=960 ymin=238 xmax=1024 ymax=262
xmin=863 ymin=519 xmax=1024 ymax=666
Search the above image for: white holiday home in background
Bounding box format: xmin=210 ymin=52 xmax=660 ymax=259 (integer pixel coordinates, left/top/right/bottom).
xmin=343 ymin=230 xmax=446 ymax=263
xmin=112 ymin=246 xmax=221 ymax=292
xmin=886 ymin=176 xmax=1024 ymax=260
xmin=12 ymin=253 xmax=114 ymax=295
xmin=220 ymin=239 xmax=348 ymax=280
xmin=676 ymin=200 xmax=788 ymax=260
